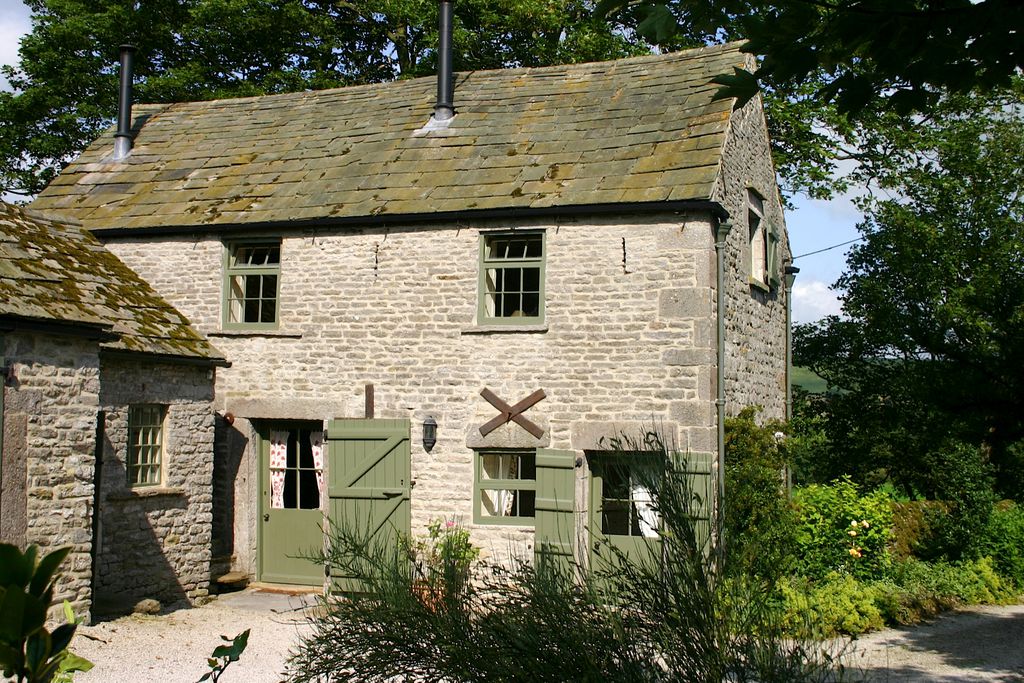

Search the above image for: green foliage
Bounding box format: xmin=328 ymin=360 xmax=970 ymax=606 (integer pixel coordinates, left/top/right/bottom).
xmin=0 ymin=544 xmax=91 ymax=683
xmin=976 ymin=502 xmax=1024 ymax=589
xmin=723 ymin=407 xmax=797 ymax=582
xmin=780 ymin=573 xmax=884 ymax=637
xmin=794 ymin=88 xmax=1024 ymax=500
xmin=598 ymin=0 xmax=1022 ymax=116
xmin=792 ymin=478 xmax=893 ymax=581
xmin=288 ymin=432 xmax=844 ymax=682
xmin=197 ymin=629 xmax=250 ymax=683
xmin=408 ymin=517 xmax=481 ymax=592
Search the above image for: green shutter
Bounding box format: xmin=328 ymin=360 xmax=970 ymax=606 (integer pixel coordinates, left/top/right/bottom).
xmin=534 ymin=448 xmax=575 ymax=575
xmin=677 ymin=451 xmax=714 ymax=549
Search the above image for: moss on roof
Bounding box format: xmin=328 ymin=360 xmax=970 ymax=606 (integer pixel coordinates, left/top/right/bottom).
xmin=33 ymin=43 xmax=749 ymax=232
xmin=0 ymin=202 xmax=225 ymax=361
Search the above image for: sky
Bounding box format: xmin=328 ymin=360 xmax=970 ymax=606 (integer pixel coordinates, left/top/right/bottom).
xmin=0 ymin=0 xmax=856 ymax=323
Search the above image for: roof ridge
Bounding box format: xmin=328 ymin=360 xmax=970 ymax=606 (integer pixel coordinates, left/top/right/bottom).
xmin=133 ymin=41 xmax=747 ymax=110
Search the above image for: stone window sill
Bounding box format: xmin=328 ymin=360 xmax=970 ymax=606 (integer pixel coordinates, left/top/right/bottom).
xmin=107 ymin=486 xmax=185 ymax=501
xmin=209 ymin=329 xmax=303 ymax=339
xmin=748 ymin=277 xmax=771 ymax=294
xmin=461 ymin=324 xmax=548 ymax=335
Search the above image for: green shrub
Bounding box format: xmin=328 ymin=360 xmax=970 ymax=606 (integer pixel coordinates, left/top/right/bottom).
xmin=916 ymin=440 xmax=996 ymax=560
xmin=792 ymin=478 xmax=894 ymax=581
xmin=780 ymin=573 xmax=884 ymax=637
xmin=889 ymin=500 xmax=948 ymax=561
xmin=976 ymin=501 xmax=1024 ymax=589
xmin=724 ymin=407 xmax=798 ymax=582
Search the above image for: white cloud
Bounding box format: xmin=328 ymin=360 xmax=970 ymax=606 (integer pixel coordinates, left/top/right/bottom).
xmin=0 ymin=1 xmax=32 ymax=91
xmin=792 ymin=279 xmax=844 ymax=324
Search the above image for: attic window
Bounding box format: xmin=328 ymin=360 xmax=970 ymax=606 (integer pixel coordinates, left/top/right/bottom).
xmin=224 ymin=241 xmax=281 ymax=329
xmin=478 ymin=232 xmax=545 ymax=325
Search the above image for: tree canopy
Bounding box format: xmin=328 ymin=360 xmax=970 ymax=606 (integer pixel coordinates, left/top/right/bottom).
xmin=0 ymin=0 xmax=644 ymax=196
xmin=794 ymin=84 xmax=1024 ymax=497
xmin=598 ymin=0 xmax=1024 ymax=115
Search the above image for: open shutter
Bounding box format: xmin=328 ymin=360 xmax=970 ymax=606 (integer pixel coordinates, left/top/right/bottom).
xmin=767 ymin=221 xmax=782 ymax=289
xmin=534 ymin=448 xmax=576 ymax=575
xmin=677 ymin=451 xmax=714 ymax=549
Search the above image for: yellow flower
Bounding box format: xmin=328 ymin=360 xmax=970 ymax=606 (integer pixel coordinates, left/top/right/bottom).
xmin=862 ymin=520 xmax=870 ymax=528
xmin=848 ymin=529 xmax=858 ymax=537
xmin=850 ymin=520 xmax=859 ymax=527
xmin=849 ymin=548 xmax=862 ymax=558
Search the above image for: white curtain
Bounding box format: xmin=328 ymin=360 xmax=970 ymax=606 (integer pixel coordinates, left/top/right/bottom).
xmin=481 ymin=453 xmax=517 ymax=517
xmin=309 ymin=430 xmax=325 ymax=503
xmin=269 ymin=430 xmax=289 ymax=509
xmin=631 ymin=483 xmax=660 ymax=538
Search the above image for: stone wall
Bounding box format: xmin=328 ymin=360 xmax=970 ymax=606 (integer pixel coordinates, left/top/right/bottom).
xmin=712 ymin=68 xmax=792 ymax=421
xmin=94 ymin=357 xmax=215 ymax=609
xmin=0 ymin=330 xmax=100 ymax=618
xmin=106 ymin=212 xmax=720 ymax=570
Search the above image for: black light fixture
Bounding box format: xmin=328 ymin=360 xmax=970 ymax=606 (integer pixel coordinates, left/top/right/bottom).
xmin=423 ymin=417 xmax=437 ymax=452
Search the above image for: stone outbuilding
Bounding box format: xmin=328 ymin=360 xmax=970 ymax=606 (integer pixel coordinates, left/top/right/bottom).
xmin=32 ymin=42 xmax=794 ymax=587
xmin=0 ymin=202 xmax=228 ymax=620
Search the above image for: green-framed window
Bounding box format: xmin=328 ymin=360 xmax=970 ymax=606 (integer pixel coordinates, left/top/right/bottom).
xmin=595 ymin=460 xmax=659 ymax=538
xmin=474 ymin=450 xmax=537 ymax=525
xmin=223 ymin=241 xmax=281 ymax=329
xmin=478 ymin=232 xmax=545 ymax=324
xmin=128 ymin=404 xmax=165 ymax=487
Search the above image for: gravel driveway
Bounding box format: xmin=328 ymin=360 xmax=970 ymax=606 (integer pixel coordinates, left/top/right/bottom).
xmin=74 ymin=589 xmax=315 ymax=683
xmin=72 ymin=589 xmax=1024 ymax=682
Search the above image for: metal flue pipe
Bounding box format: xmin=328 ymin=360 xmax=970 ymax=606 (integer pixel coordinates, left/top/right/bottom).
xmin=434 ymin=0 xmax=455 ymax=121
xmin=113 ymin=44 xmax=136 ymax=160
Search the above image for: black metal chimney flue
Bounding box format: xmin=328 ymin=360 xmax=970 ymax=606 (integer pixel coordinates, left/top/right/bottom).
xmin=113 ymin=44 xmax=136 ymax=160
xmin=434 ymin=0 xmax=455 ymax=121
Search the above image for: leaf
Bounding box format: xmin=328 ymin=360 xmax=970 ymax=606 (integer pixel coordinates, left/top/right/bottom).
xmin=29 ymin=548 xmax=71 ymax=598
xmin=635 ymin=4 xmax=678 ymax=44
xmin=0 ymin=585 xmax=26 ymax=644
xmin=25 ymin=630 xmax=51 ymax=673
xmin=711 ymin=67 xmax=760 ymax=110
xmin=58 ymin=651 xmax=94 ymax=673
xmin=49 ymin=624 xmax=77 ymax=656
xmin=0 ymin=544 xmax=33 ymax=588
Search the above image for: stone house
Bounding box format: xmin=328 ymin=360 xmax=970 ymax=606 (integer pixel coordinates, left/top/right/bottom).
xmin=31 ymin=42 xmax=793 ymax=586
xmin=0 ymin=202 xmax=227 ymax=619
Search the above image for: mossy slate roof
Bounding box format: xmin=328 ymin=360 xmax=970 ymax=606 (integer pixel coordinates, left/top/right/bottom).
xmin=33 ymin=43 xmax=748 ymax=232
xmin=0 ymin=202 xmax=225 ymax=361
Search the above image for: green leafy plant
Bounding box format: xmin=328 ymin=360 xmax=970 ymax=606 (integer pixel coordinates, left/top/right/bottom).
xmin=197 ymin=629 xmax=250 ymax=683
xmin=792 ymin=478 xmax=894 ymax=581
xmin=0 ymin=544 xmax=92 ymax=683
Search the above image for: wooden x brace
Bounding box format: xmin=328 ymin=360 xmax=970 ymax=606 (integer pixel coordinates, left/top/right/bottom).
xmin=478 ymin=388 xmax=546 ymax=439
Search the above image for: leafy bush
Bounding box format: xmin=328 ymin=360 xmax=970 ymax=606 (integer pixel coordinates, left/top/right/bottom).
xmin=792 ymin=478 xmax=894 ymax=581
xmin=780 ymin=573 xmax=884 ymax=637
xmin=724 ymin=407 xmax=798 ymax=582
xmin=0 ymin=544 xmax=92 ymax=683
xmin=975 ymin=501 xmax=1024 ymax=589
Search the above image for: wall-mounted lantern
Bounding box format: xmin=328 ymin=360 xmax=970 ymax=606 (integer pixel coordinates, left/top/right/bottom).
xmin=423 ymin=416 xmax=437 ymax=452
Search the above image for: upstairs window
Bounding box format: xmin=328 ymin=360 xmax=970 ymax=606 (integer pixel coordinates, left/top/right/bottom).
xmin=478 ymin=232 xmax=545 ymax=324
xmin=224 ymin=241 xmax=280 ymax=329
xmin=128 ymin=404 xmax=165 ymax=487
xmin=748 ymin=189 xmax=768 ymax=288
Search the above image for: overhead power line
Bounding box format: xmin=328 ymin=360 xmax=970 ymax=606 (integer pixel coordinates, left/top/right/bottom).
xmin=793 ymin=236 xmax=865 ymax=260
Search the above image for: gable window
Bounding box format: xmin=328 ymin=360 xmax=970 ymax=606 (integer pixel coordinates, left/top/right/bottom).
xmin=128 ymin=404 xmax=165 ymax=487
xmin=223 ymin=241 xmax=281 ymax=328
xmin=474 ymin=450 xmax=537 ymax=524
xmin=748 ymin=189 xmax=768 ymax=288
xmin=478 ymin=232 xmax=545 ymax=324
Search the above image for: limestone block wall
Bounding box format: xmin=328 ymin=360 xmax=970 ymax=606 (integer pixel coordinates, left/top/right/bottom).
xmin=712 ymin=80 xmax=792 ymax=420
xmin=95 ymin=357 xmax=215 ymax=607
xmin=105 ymin=212 xmax=719 ymax=570
xmin=0 ymin=330 xmax=99 ymax=618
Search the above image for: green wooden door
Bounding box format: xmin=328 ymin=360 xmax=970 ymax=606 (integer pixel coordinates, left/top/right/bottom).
xmin=326 ymin=418 xmax=411 ymax=592
xmin=534 ymin=448 xmax=576 ymax=575
xmin=259 ymin=421 xmax=325 ymax=585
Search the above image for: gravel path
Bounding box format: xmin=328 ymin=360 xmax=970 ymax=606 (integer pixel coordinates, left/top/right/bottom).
xmin=843 ymin=602 xmax=1024 ymax=681
xmin=74 ymin=589 xmax=315 ymax=683
xmin=71 ymin=590 xmax=1024 ymax=682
